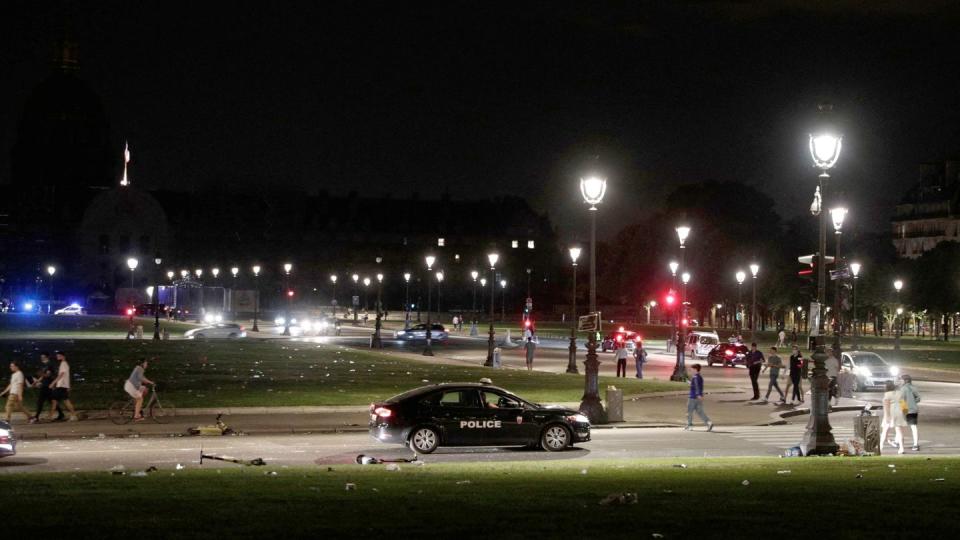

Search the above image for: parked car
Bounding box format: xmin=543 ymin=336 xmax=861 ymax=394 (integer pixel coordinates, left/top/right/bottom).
xmin=707 ymin=343 xmax=749 ymax=367
xmin=369 ymin=379 xmax=591 ymax=454
xmin=394 ymin=323 xmax=449 ymax=342
xmin=841 ymin=351 xmax=900 ymax=391
xmin=54 ymin=303 xmax=85 ymax=315
xmin=0 ymin=420 xmax=15 ymax=458
xmin=685 ymin=331 xmax=720 ymax=359
xmin=184 ymin=323 xmax=247 ymax=339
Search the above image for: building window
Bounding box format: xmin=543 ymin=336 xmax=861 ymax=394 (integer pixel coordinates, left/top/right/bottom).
xmin=511 ymin=240 xmax=519 ymax=249
xmin=438 ymin=238 xmax=445 ymax=247
xmin=527 ymin=240 xmax=535 ymax=249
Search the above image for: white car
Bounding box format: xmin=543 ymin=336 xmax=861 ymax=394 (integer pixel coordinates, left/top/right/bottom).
xmin=54 ymin=304 xmax=85 ymax=315
xmin=0 ymin=420 xmax=15 ymax=458
xmin=184 ymin=323 xmax=247 ymax=339
xmin=841 ymin=351 xmax=899 ymax=391
xmin=685 ymin=331 xmax=719 ymax=359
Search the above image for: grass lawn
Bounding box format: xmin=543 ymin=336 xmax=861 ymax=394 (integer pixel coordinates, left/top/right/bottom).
xmin=0 ymin=340 xmax=683 ymax=409
xmin=0 ymin=457 xmax=955 ymax=538
xmin=0 ymin=313 xmax=197 ymax=337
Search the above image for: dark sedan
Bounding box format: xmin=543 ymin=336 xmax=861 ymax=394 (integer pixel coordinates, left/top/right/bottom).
xmin=707 ymin=343 xmax=749 ymax=367
xmin=369 ymin=380 xmax=591 ymax=454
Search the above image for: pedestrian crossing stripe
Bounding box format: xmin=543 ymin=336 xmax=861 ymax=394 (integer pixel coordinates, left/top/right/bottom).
xmin=726 ymin=426 xmax=856 ymax=447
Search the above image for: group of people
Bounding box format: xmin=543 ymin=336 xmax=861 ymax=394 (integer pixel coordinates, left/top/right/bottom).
xmin=1 ymin=351 xmax=77 ymax=423
xmin=881 ymin=374 xmax=922 ymax=453
xmin=744 ymin=343 xmax=808 ymax=405
xmin=613 ymin=340 xmax=649 ymax=379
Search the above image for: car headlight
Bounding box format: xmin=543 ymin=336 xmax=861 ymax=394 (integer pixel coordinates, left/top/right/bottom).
xmin=889 ymin=366 xmax=900 ymax=376
xmin=274 ymin=317 xmax=285 ymax=325
xmin=567 ymin=414 xmax=590 ymax=424
xmin=856 ymin=366 xmax=872 ymax=377
xmin=318 ymin=321 xmax=328 ymax=329
xmin=301 ymin=321 xmax=312 ymax=331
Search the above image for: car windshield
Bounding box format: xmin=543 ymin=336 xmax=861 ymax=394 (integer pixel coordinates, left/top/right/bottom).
xmin=699 ymin=336 xmax=718 ymax=344
xmin=850 ymin=354 xmax=887 ymax=367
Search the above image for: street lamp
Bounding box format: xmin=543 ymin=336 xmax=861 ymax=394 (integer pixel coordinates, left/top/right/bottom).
xmin=736 ymin=270 xmax=746 ymax=335
xmin=484 ymin=252 xmax=499 ymax=366
xmin=480 ymin=277 xmax=487 ymax=314
xmin=330 ymin=275 xmax=338 ymax=320
xmin=850 ymin=262 xmax=861 ymax=348
xmin=894 ymin=279 xmax=904 ymax=350
xmin=152 ymin=255 xmax=162 ymax=340
xmin=801 ymin=105 xmax=843 ymax=456
xmin=579 ymin=175 xmax=606 ymax=422
xmin=372 ymin=269 xmax=384 ymax=349
xmin=167 ymin=270 xmax=174 ymax=281
xmin=180 ymin=269 xmax=188 ymax=280
xmin=436 ymin=271 xmax=444 ymax=316
xmin=211 ymin=267 xmax=220 ymax=281
xmin=351 ymin=273 xmax=360 ymax=324
xmin=670 ymin=225 xmax=691 ymax=382
xmin=646 ymin=300 xmax=657 ymax=325
xmin=127 ymin=257 xmax=139 ymax=287
xmin=251 ymin=265 xmax=261 ymax=332
xmin=193 ymin=268 xmax=204 ymax=323
xmin=45 ymin=265 xmax=56 ymax=313
xmin=363 ymin=277 xmax=371 ymax=312
xmin=750 ymin=263 xmax=760 ymax=341
xmin=831 ymin=206 xmax=847 ymax=349
xmin=403 ymin=272 xmax=411 ymax=328
xmin=424 ymin=255 xmax=436 ymax=356
xmin=567 ymin=247 xmax=582 ymax=374
xmin=668 ymin=261 xmax=679 ymax=353
xmin=282 ymin=263 xmax=293 ymax=336
xmin=231 ymin=267 xmax=239 ymax=279
xmin=499 ymin=278 xmax=507 ymax=322
xmin=470 ymin=269 xmax=479 ymax=330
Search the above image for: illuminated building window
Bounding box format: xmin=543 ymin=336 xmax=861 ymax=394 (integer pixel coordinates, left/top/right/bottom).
xmin=511 ymin=240 xmax=519 ymax=248
xmin=527 ymin=240 xmax=535 ymax=249
xmin=438 ymin=238 xmax=445 ymax=247
xmin=454 ymin=254 xmax=460 ymax=261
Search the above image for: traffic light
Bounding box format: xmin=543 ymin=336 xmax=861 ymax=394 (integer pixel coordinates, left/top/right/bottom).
xmin=287 ymin=290 xmax=295 ymax=297
xmin=664 ymin=290 xmax=677 ymax=308
xmin=681 ymin=318 xmax=689 ymax=327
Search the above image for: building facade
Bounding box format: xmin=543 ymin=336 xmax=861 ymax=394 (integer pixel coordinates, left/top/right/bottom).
xmin=892 ymin=161 xmax=960 ymax=259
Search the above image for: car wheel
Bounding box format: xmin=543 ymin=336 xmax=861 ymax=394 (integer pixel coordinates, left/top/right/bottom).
xmin=541 ymin=424 xmax=571 ymax=452
xmin=195 ymin=333 xmax=205 ymax=340
xmin=708 ymin=359 xmax=714 ymax=367
xmin=228 ymin=333 xmax=238 ymax=339
xmin=409 ymin=426 xmax=440 ymax=454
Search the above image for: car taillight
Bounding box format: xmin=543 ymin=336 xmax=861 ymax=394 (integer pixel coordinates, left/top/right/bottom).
xmin=239 ymin=326 xmax=245 ymax=332
xmin=374 ymin=406 xmax=392 ymax=418
xmin=0 ymin=435 xmax=10 ymax=444
xmin=725 ymin=349 xmax=734 ymax=356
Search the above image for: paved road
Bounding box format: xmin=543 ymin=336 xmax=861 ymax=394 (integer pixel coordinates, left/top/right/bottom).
xmin=4 ymin=410 xmax=957 ymax=474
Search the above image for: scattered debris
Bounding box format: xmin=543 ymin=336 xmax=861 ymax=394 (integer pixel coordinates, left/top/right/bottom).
xmin=384 ymin=463 xmax=401 ymax=472
xmin=200 ymin=449 xmax=265 ymax=466
xmin=599 ymin=492 xmax=638 ymax=506
xmin=97 ymin=433 xmax=106 ymax=439
xmin=580 ymin=469 xmax=588 ymax=475
xmin=176 ymin=463 xmax=185 ymax=470
xmin=145 ymin=466 xmax=158 ymax=473
xmin=129 ymin=471 xmax=147 ymax=477
xmin=672 ymin=464 xmax=687 ymax=469
xmin=856 ymin=474 xmax=863 ymax=479
xmin=652 ymin=534 xmax=665 ymax=538
xmin=109 ymin=464 xmax=126 ymax=476
xmin=741 ymin=480 xmax=750 ymax=486
xmin=455 ymin=480 xmax=472 ymax=485
xmin=345 ymin=483 xmax=356 ymax=491
xmin=777 ymin=470 xmax=791 ymax=475
xmin=931 ymin=478 xmax=945 ymax=482
xmin=888 ymin=464 xmax=896 ymax=468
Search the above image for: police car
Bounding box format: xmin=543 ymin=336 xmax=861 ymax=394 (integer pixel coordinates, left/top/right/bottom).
xmin=369 ymin=379 xmax=591 ymax=454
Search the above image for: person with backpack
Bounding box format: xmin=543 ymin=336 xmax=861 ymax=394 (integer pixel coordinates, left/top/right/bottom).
xmin=634 ymin=341 xmax=648 ymax=379
xmin=900 ymin=374 xmax=921 ymax=451
xmin=881 ymin=380 xmax=907 ymax=454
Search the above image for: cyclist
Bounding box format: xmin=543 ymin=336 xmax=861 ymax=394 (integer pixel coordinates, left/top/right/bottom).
xmin=124 ymin=358 xmax=155 ymax=421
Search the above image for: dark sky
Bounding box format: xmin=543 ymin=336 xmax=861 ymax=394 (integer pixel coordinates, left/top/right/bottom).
xmin=3 ymin=1 xmax=960 ymax=240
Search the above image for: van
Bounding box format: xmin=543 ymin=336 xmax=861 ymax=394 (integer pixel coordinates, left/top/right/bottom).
xmin=685 ymin=331 xmax=720 ymax=359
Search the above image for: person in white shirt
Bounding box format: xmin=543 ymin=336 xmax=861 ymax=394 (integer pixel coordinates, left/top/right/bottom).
xmin=49 ymin=351 xmax=78 ymax=421
xmin=825 ymin=347 xmax=841 ymax=406
xmin=1 ymin=361 xmax=31 ymax=422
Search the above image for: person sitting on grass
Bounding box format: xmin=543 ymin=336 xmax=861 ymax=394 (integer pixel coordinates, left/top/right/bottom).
xmin=124 ymin=358 xmax=155 ymax=421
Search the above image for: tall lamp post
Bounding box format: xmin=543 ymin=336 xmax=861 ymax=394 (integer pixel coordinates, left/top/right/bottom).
xmin=567 ymin=247 xmax=581 ymax=374
xmin=436 ymin=271 xmax=445 ymax=318
xmin=351 ymin=274 xmax=359 ymax=323
xmin=230 ymin=267 xmax=239 ymax=320
xmin=152 ymin=255 xmax=162 ymax=340
xmin=894 ymin=279 xmax=903 ymax=350
xmin=330 ymin=275 xmax=338 ymax=320
xmin=362 ymin=277 xmax=371 ymax=313
xmin=403 ymin=272 xmax=411 ymax=328
xmin=251 ymin=265 xmax=261 ymax=332
xmin=372 ymin=272 xmax=384 ymax=348
xmin=670 ymin=225 xmax=691 ymax=382
xmin=646 ymin=300 xmax=657 ymax=325
xmin=736 ymin=271 xmax=746 ymax=334
xmin=46 ymin=266 xmax=56 ymax=313
xmin=669 ymin=261 xmax=679 ymax=351
xmin=800 ymin=109 xmax=843 ymax=456
xmin=499 ymin=279 xmax=507 ymax=322
xmin=850 ymin=262 xmax=861 ymax=349
xmin=479 ymin=278 xmax=487 ymax=313
xmin=750 ymin=263 xmax=760 ymax=341
xmin=470 ymin=270 xmax=479 ymax=335
xmin=484 ymin=253 xmax=499 ymax=366
xmin=579 ymin=175 xmax=606 ymax=422
xmin=830 ymin=206 xmax=847 ymax=349
xmin=282 ymin=263 xmax=292 ymax=336
xmin=127 ymin=257 xmax=139 ymax=288
xmin=424 ymin=255 xmax=436 ymax=356
xmin=194 ymin=268 xmax=204 ymax=323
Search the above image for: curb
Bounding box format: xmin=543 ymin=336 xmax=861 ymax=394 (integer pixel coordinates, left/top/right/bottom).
xmin=16 ymin=425 xmax=370 ymax=441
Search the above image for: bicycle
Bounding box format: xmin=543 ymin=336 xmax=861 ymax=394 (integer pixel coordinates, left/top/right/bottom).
xmin=108 ymin=385 xmax=175 ymax=425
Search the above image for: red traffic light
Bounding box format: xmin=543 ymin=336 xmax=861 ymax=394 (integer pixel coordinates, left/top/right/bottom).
xmin=681 ymin=318 xmax=689 ymax=327
xmin=616 ymin=335 xmax=624 ymax=343
xmin=126 ymin=308 xmax=134 ymax=316
xmin=665 ymin=294 xmax=676 ymax=307
xmin=287 ymin=290 xmax=295 ymax=297
xmin=524 ymin=320 xmax=532 ymax=328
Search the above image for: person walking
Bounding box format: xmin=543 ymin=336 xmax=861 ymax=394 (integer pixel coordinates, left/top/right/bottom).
xmin=745 ymin=342 xmax=764 ymax=400
xmin=825 ymin=346 xmax=841 ymax=406
xmin=29 ymin=352 xmax=61 ymax=423
xmin=614 ymin=343 xmax=628 ymax=377
xmin=634 ymin=341 xmax=648 ymax=379
xmin=452 ymin=315 xmax=460 ymax=332
xmin=880 ymin=380 xmax=907 ymax=454
xmin=684 ymin=364 xmax=713 ymax=431
xmin=523 ymin=337 xmax=536 ymax=372
xmin=762 ymin=347 xmax=785 ymax=404
xmin=785 ymin=345 xmax=804 ymax=404
xmin=49 ymin=351 xmax=78 ymax=422
xmin=776 ymin=329 xmax=786 ymax=348
xmin=1 ymin=361 xmax=31 ymax=423
xmin=900 ymin=374 xmax=921 ymax=451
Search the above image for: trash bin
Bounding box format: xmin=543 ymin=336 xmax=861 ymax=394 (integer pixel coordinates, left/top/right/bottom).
xmin=162 ymin=328 xmax=170 ymax=340
xmin=135 ymin=325 xmax=144 ymax=339
xmin=854 ymin=412 xmax=881 ymax=455
xmin=492 ymin=347 xmax=502 ymax=368
xmin=605 ymin=386 xmax=623 ymax=422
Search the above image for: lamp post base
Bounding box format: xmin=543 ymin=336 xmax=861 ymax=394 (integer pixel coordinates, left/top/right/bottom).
xmin=566 ymin=328 xmax=579 ymax=374
xmin=484 ymin=324 xmax=495 ymax=366
xmin=372 ymin=314 xmax=383 ymax=348
xmin=799 ymin=343 xmax=838 ymax=455
xmin=422 ymin=341 xmax=433 ymax=356
xmin=579 ymin=337 xmax=604 ymax=423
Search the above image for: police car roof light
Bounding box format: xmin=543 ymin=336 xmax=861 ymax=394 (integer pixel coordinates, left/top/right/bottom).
xmin=479 ymin=378 xmax=493 ymax=385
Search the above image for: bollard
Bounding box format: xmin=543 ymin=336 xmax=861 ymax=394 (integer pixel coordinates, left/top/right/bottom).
xmin=492 ymin=347 xmax=502 ymax=368
xmin=135 ymin=325 xmax=144 ymax=339
xmin=605 ymin=386 xmax=623 ymax=422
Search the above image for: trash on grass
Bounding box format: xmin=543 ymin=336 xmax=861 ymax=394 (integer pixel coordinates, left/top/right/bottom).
xmin=741 ymin=480 xmax=750 ymax=486
xmin=777 ymin=470 xmax=791 ymax=475
xmin=345 ymin=483 xmax=356 ymax=491
xmin=598 ymin=492 xmax=638 ymax=506
xmin=673 ymin=464 xmax=687 ymax=469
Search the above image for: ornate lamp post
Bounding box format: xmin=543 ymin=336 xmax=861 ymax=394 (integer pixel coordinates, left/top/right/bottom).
xmin=46 ymin=265 xmax=56 ymax=314
xmin=579 ymin=175 xmax=606 ymax=422
xmin=436 ymin=271 xmax=444 ymax=316
xmin=894 ymin=279 xmax=904 ymax=350
xmin=470 ymin=270 xmax=479 ymax=335
xmin=127 ymin=257 xmax=139 ymax=287
xmin=499 ymin=278 xmax=507 ymax=322
xmin=850 ymin=262 xmax=861 ymax=349
xmin=736 ymin=270 xmax=746 ymax=334
xmin=351 ymin=274 xmax=360 ymax=323
xmin=750 ymin=263 xmax=760 ymax=341
xmin=152 ymin=255 xmax=162 ymax=339
xmin=424 ymin=255 xmax=436 ymax=356
xmin=669 ymin=260 xmax=679 ymax=351
xmin=372 ymin=272 xmax=384 ymax=348
xmin=167 ymin=270 xmax=175 ymax=282
xmin=211 ymin=267 xmax=220 ymax=282
xmin=670 ymin=225 xmax=691 ymax=382
xmin=282 ymin=263 xmax=292 ymax=336
xmin=800 ymin=107 xmax=843 ymax=455
xmin=362 ymin=277 xmax=371 ymax=313
xmin=484 ymin=253 xmax=499 ymax=366
xmin=479 ymin=278 xmax=487 ymax=313
xmin=194 ymin=268 xmax=204 ymax=323
xmin=830 ymin=206 xmax=848 ymax=349
xmin=251 ymin=265 xmax=261 ymax=332
xmin=646 ymin=300 xmax=657 ymax=325
xmin=567 ymin=247 xmax=581 ymax=374
xmin=403 ymin=272 xmax=411 ymax=328
xmin=330 ymin=275 xmax=338 ymax=320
